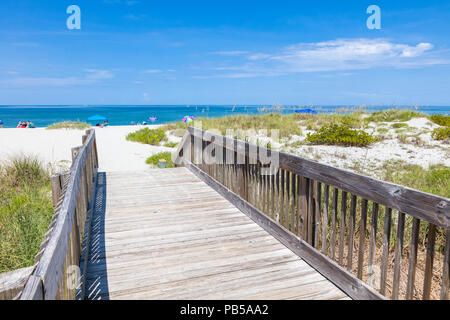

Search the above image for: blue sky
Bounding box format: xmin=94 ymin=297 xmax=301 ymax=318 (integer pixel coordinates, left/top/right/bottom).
xmin=1 ymin=0 xmax=450 ymax=105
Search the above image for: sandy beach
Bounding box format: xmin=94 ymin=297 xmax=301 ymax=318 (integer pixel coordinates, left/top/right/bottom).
xmin=0 ymin=125 xmax=180 ymax=173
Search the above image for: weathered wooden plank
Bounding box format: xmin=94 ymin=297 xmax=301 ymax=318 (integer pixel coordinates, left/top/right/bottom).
xmin=406 ymin=217 xmax=420 ymax=300
xmin=20 ymin=275 xmax=43 ymax=300
xmin=314 ymin=182 xmax=321 ymax=249
xmin=357 ymin=199 xmax=368 ymax=280
xmin=321 ymin=185 xmax=329 ymax=255
xmin=380 ymin=207 xmax=392 ymax=296
xmin=347 ymin=195 xmax=357 ymax=271
xmin=0 ymin=266 xmax=34 ymax=300
xmin=367 ymin=202 xmax=379 ymax=284
xmin=423 ymin=223 xmax=436 ymax=300
xmin=392 ymin=211 xmax=406 ymax=299
xmin=330 ymin=188 xmax=338 ymax=260
xmin=338 ymin=191 xmax=347 ymax=265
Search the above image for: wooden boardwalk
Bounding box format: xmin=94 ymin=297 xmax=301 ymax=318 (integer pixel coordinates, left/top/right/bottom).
xmin=83 ymin=167 xmax=349 ymax=300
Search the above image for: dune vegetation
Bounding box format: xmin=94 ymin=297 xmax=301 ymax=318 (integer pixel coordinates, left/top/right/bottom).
xmin=0 ymin=156 xmax=53 ymax=273
xmin=46 ymin=121 xmax=91 ymax=130
xmin=126 ymin=127 xmax=168 ymax=145
xmin=146 ymin=152 xmax=174 ymax=168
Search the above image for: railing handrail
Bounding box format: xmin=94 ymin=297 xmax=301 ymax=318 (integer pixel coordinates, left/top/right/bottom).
xmin=181 ymin=126 xmax=449 ymax=229
xmin=20 ymin=129 xmax=98 ymax=300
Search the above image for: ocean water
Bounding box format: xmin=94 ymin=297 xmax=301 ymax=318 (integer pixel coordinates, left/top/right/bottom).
xmin=0 ymin=105 xmax=448 ymax=128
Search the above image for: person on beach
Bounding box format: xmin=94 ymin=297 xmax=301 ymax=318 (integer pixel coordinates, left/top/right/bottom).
xmin=0 ymin=120 xmax=3 ymax=128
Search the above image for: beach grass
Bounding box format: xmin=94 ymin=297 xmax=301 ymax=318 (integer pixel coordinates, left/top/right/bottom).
xmin=0 ymin=156 xmax=53 ymax=273
xmin=165 ymin=111 xmax=367 ymax=136
xmin=160 ymin=108 xmax=435 ymax=139
xmin=46 ymin=121 xmax=91 ymax=130
xmin=382 ymin=160 xmax=450 ymax=198
xmin=365 ymin=109 xmax=425 ymax=123
xmin=162 ymin=113 xmax=303 ymax=138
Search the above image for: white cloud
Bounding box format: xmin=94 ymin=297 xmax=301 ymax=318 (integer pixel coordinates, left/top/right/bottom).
xmin=199 ymin=38 xmax=448 ymax=78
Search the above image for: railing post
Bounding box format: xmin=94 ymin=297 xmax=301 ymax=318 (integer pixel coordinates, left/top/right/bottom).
xmin=51 ymin=174 xmax=63 ymax=210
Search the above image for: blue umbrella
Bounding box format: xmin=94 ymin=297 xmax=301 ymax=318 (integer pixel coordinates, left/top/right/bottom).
xmin=0 ymin=120 xmax=3 ymax=125
xmin=295 ymin=109 xmax=318 ymax=114
xmin=87 ymin=115 xmax=108 ymax=121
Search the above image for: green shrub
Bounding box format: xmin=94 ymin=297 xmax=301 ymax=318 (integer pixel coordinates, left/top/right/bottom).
xmin=431 ymin=127 xmax=450 ymax=141
xmin=46 ymin=121 xmax=91 ymax=130
xmin=146 ymin=152 xmax=174 ymax=168
xmin=429 ymin=114 xmax=450 ymax=127
xmin=305 ymin=124 xmax=377 ymax=147
xmin=0 ymin=156 xmax=53 ymax=272
xmin=126 ymin=128 xmax=167 ymax=145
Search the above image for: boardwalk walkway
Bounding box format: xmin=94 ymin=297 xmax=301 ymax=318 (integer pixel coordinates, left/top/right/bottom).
xmin=83 ymin=167 xmax=349 ymax=300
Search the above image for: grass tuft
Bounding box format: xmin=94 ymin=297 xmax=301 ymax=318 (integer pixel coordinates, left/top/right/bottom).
xmin=46 ymin=121 xmax=91 ymax=130
xmin=365 ymin=108 xmax=425 ymax=123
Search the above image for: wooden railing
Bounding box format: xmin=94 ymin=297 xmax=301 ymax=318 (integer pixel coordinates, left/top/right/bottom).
xmin=175 ymin=127 xmax=450 ymax=300
xmin=19 ymin=129 xmax=99 ymax=300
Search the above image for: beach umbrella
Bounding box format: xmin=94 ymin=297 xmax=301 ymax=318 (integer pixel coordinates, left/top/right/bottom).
xmin=87 ymin=115 xmax=108 ymax=121
xmin=148 ymin=116 xmax=158 ymax=122
xmin=0 ymin=120 xmax=3 ymax=125
xmin=295 ymin=109 xmax=318 ymax=114
xmin=182 ymin=116 xmax=195 ymax=123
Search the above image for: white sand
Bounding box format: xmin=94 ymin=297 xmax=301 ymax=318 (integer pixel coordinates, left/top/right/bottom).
xmin=0 ymin=125 xmax=180 ymax=173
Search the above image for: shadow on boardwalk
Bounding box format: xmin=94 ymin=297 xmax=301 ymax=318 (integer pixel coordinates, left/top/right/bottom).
xmin=81 ymin=172 xmax=110 ymax=300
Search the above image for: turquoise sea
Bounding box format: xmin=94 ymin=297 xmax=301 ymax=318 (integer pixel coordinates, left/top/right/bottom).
xmin=0 ymin=105 xmax=448 ymax=128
